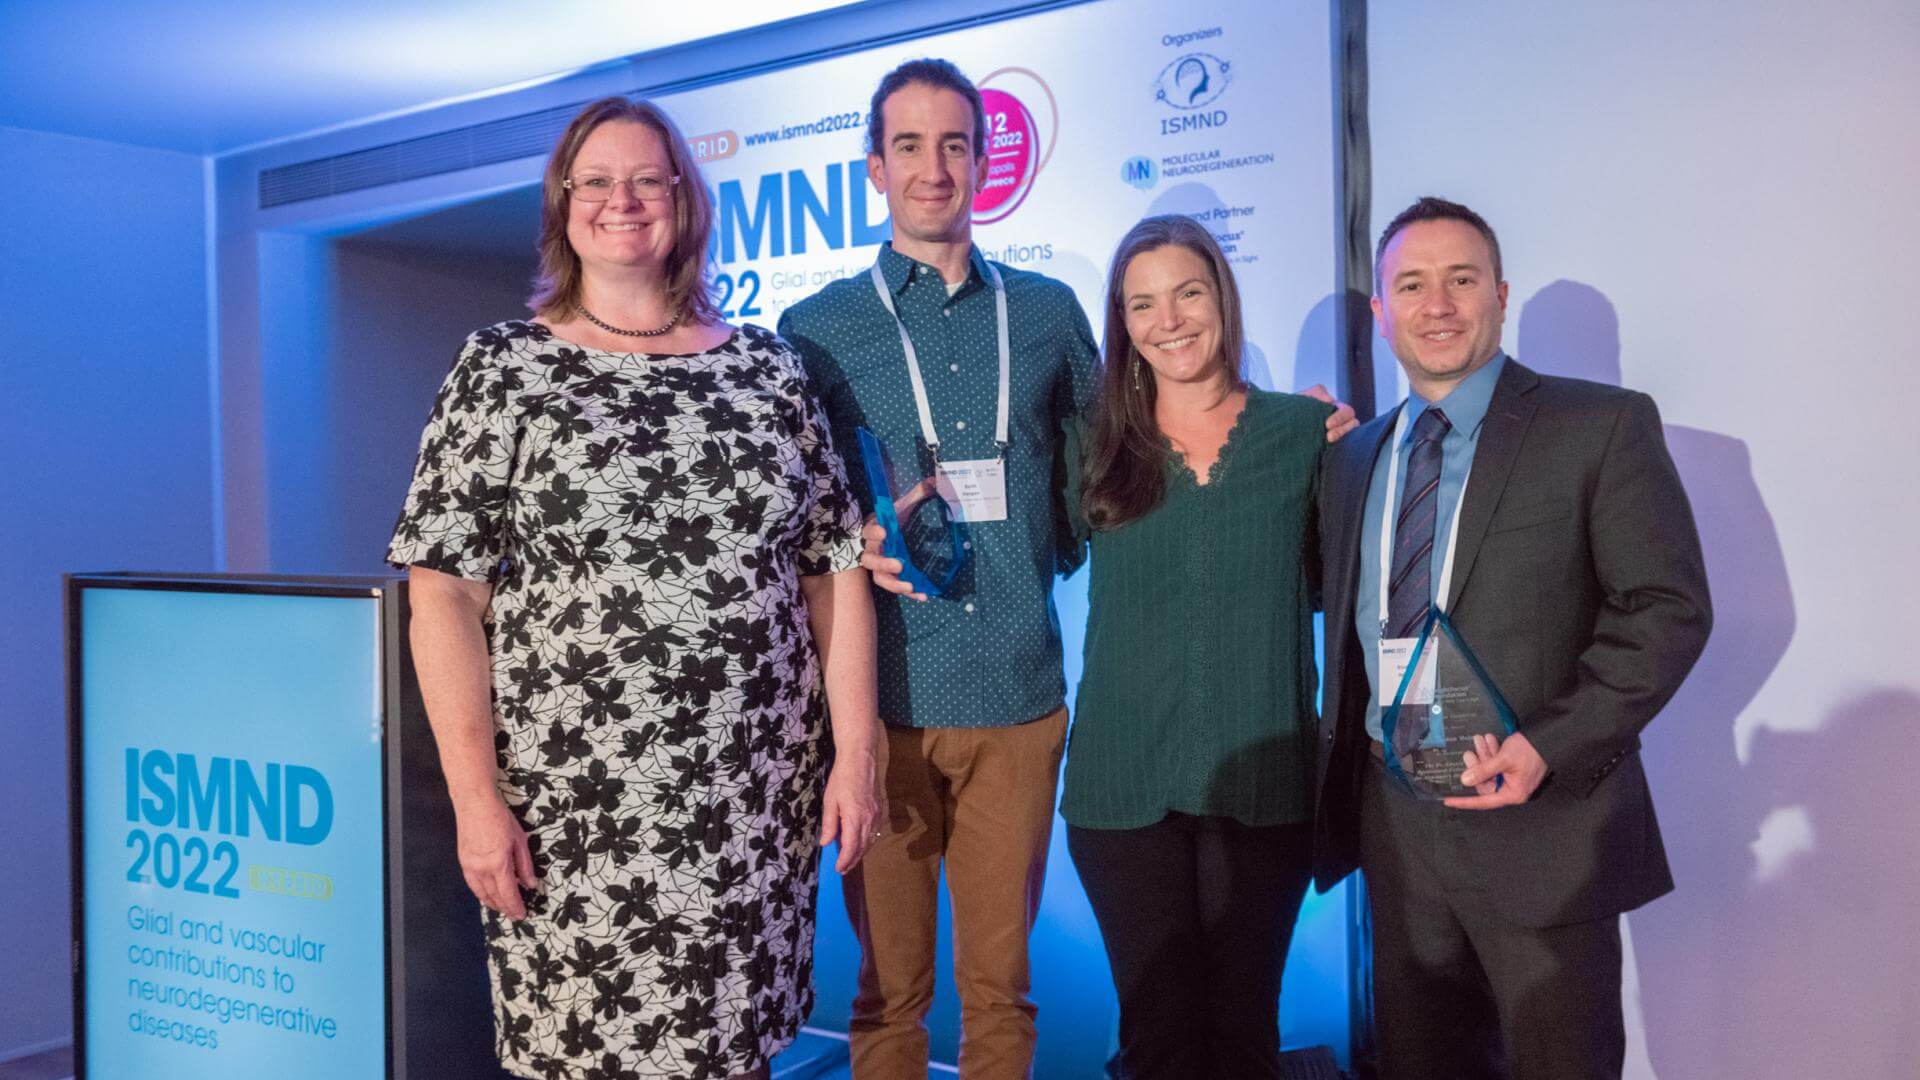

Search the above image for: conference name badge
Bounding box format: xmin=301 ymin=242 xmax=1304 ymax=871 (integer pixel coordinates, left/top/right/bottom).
xmin=1378 ymin=637 xmax=1435 ymax=707
xmin=933 ymin=458 xmax=1008 ymax=522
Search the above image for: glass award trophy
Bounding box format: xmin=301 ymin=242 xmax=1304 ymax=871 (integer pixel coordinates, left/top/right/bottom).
xmin=1381 ymin=607 xmax=1520 ymax=799
xmin=855 ymin=427 xmax=971 ymax=597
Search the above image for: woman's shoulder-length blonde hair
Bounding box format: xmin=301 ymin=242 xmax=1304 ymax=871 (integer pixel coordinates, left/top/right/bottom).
xmin=528 ymin=96 xmax=721 ymax=326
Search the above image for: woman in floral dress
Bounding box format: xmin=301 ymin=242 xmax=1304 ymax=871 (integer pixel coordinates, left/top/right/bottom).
xmin=388 ymin=97 xmax=883 ymax=1080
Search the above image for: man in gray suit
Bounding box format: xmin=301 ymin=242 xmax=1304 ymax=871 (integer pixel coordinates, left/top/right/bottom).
xmin=1312 ymin=196 xmax=1712 ymax=1078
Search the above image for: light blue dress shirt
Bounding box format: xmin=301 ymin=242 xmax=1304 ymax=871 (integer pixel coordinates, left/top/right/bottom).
xmin=1356 ymin=352 xmax=1508 ymax=741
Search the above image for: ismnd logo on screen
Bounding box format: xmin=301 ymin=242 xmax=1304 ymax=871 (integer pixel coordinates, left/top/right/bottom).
xmin=122 ymin=748 xmax=336 ymax=901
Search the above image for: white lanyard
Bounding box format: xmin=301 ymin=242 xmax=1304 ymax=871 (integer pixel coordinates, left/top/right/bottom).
xmin=869 ymin=257 xmax=1011 ymax=460
xmin=1378 ymin=403 xmax=1473 ymax=628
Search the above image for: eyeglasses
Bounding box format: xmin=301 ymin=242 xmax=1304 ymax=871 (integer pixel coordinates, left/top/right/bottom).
xmin=564 ymin=172 xmax=681 ymax=203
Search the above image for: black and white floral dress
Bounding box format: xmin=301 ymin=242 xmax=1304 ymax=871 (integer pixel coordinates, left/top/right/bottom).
xmin=387 ymin=320 xmax=863 ymax=1080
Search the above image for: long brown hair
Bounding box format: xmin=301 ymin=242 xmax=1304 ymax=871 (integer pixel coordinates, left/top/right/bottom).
xmin=1081 ymin=214 xmax=1247 ymax=530
xmin=528 ymin=96 xmax=721 ymax=325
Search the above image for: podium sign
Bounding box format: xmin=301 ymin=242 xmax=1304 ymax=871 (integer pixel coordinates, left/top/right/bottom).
xmin=69 ymin=574 xmax=510 ymax=1078
xmin=70 ymin=576 xmax=397 ymax=1079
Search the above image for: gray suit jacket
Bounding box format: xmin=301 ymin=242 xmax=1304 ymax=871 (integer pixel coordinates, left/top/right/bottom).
xmin=1311 ymin=358 xmax=1712 ymax=927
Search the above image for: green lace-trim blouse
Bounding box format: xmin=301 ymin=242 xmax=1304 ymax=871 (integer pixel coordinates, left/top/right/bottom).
xmin=1061 ymin=388 xmax=1332 ymax=829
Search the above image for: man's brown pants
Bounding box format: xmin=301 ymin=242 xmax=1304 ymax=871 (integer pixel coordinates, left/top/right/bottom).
xmin=841 ymin=709 xmax=1068 ymax=1080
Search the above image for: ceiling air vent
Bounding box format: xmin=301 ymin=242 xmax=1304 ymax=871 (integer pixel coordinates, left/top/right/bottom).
xmin=257 ymin=101 xmax=582 ymax=209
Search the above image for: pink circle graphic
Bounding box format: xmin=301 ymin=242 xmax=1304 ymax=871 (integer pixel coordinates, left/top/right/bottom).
xmin=973 ymin=87 xmax=1038 ymax=225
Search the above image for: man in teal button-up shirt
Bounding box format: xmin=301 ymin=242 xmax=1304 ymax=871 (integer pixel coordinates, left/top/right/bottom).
xmin=778 ymin=60 xmax=1095 ymax=1080
xmin=783 ymin=241 xmax=1095 ymax=729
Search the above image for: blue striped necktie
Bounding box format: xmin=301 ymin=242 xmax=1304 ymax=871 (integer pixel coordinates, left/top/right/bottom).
xmin=1387 ymin=407 xmax=1452 ymax=639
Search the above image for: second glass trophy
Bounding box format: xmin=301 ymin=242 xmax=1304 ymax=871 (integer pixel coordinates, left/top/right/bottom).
xmin=855 ymin=427 xmax=971 ymax=597
xmin=1381 ymin=608 xmax=1520 ymax=799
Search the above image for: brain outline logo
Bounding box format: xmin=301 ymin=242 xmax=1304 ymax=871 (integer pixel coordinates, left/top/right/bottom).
xmin=1153 ymin=52 xmax=1233 ymax=111
xmin=1175 ymin=57 xmax=1210 ymax=103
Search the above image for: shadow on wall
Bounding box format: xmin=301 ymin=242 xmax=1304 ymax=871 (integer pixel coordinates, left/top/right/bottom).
xmin=1293 ymin=294 xmax=1339 ymax=398
xmin=1720 ymin=688 xmax=1920 ymax=1076
xmin=1511 ymin=280 xmax=1909 ymax=1080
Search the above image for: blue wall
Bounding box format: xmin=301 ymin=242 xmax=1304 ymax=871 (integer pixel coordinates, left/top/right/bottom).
xmin=0 ymin=126 xmax=216 ymax=1054
xmin=254 ymin=234 xmax=534 ymax=573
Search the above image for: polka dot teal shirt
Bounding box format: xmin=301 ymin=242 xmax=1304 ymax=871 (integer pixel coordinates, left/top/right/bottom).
xmin=779 ymin=242 xmax=1099 ymax=728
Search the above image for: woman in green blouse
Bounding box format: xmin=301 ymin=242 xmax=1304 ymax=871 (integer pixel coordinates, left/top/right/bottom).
xmin=1064 ymin=214 xmax=1349 ymax=1079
